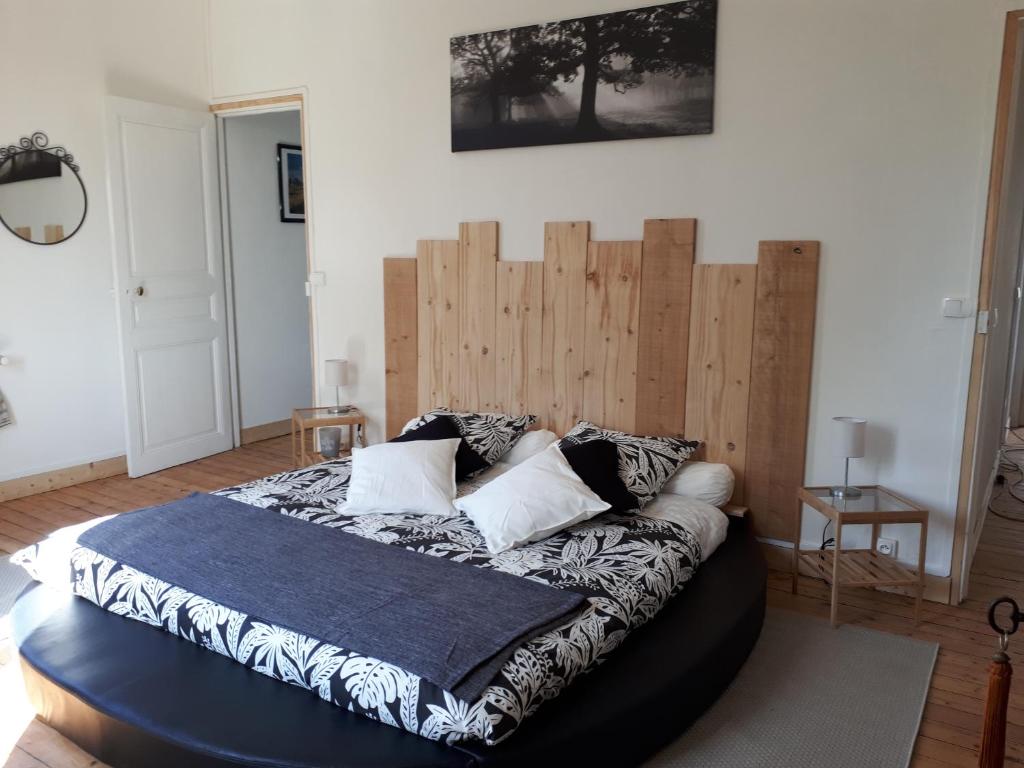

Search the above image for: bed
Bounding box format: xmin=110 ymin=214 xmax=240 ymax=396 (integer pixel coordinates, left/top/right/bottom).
xmin=12 ymin=464 xmax=765 ymax=767
xmin=14 ymin=450 xmax=728 ymax=745
xmin=12 ymin=521 xmax=764 ymax=768
xmin=11 ymin=216 xmax=818 ymax=766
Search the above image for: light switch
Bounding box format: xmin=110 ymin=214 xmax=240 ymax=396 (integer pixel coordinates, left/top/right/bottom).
xmin=309 ymin=271 xmax=327 ymax=287
xmin=942 ymin=297 xmax=971 ymax=318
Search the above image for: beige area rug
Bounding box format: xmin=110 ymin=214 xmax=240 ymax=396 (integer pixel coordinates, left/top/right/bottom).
xmin=647 ymin=609 xmax=937 ymax=768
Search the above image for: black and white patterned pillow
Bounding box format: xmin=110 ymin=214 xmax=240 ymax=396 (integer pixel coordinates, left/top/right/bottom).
xmin=402 ymin=408 xmax=536 ymax=466
xmin=558 ymin=421 xmax=699 ymax=509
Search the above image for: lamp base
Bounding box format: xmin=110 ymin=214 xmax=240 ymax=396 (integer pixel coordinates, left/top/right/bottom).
xmin=327 ymin=405 xmax=353 ymax=415
xmin=829 ymin=485 xmax=862 ymax=499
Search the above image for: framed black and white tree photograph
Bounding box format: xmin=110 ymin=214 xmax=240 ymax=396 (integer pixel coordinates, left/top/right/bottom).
xmin=450 ymin=0 xmax=717 ymax=152
xmin=276 ymin=143 xmax=304 ymax=223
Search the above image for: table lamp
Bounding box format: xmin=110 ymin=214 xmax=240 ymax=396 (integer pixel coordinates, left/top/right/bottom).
xmin=830 ymin=416 xmax=866 ymax=499
xmin=324 ymin=359 xmax=351 ymax=414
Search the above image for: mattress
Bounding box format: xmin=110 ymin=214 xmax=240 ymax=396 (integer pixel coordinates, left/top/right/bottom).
xmin=12 ymin=457 xmax=727 ymax=747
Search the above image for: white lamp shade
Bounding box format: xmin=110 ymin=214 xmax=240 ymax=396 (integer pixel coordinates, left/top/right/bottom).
xmin=832 ymin=416 xmax=866 ymax=459
xmin=324 ymin=359 xmax=350 ymax=387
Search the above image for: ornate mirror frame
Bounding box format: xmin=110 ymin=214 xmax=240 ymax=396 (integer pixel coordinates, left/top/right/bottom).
xmin=0 ymin=131 xmax=88 ymax=246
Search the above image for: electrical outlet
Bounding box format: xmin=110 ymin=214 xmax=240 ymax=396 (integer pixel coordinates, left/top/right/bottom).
xmin=877 ymin=537 xmax=898 ymax=558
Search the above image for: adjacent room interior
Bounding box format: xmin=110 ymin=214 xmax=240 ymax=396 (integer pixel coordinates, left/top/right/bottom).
xmin=222 ymin=108 xmax=314 ymax=447
xmin=1 ymin=2 xmax=1024 ymax=767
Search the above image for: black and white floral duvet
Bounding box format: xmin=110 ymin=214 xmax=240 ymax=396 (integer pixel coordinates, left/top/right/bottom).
xmin=12 ymin=457 xmax=716 ymax=747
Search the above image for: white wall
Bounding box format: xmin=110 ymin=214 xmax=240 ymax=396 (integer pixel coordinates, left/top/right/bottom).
xmin=208 ymin=0 xmax=1023 ymax=577
xmin=224 ymin=111 xmax=312 ymax=429
xmin=0 ymin=0 xmax=210 ymax=481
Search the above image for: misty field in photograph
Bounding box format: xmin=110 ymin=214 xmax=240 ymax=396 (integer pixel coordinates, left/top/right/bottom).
xmin=450 ymin=0 xmax=717 ymax=152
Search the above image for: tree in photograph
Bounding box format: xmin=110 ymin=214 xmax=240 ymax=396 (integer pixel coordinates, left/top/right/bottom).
xmin=450 ymin=31 xmax=512 ymax=125
xmin=502 ymin=25 xmax=577 ymax=117
xmin=452 ymin=25 xmax=578 ymax=125
xmin=538 ymin=0 xmax=717 ymax=136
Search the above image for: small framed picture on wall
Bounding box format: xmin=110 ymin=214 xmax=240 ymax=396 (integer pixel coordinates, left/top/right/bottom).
xmin=276 ymin=143 xmax=304 ymax=223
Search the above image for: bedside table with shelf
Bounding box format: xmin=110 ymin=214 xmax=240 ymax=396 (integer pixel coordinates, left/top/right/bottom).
xmin=291 ymin=407 xmax=367 ymax=468
xmin=793 ymin=485 xmax=928 ymax=627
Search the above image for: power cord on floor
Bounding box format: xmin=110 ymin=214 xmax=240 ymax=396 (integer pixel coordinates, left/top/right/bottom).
xmin=989 ymin=445 xmax=1024 ymax=522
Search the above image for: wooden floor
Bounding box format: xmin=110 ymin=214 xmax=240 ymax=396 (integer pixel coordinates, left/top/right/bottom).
xmin=0 ymin=434 xmax=1022 ymax=767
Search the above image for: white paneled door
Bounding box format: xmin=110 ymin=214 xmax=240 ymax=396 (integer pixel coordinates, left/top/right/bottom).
xmin=107 ymin=97 xmax=233 ymax=476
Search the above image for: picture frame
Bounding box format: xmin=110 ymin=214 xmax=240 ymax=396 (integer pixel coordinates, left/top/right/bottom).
xmin=450 ymin=0 xmax=717 ymax=152
xmin=276 ymin=143 xmax=304 ymax=223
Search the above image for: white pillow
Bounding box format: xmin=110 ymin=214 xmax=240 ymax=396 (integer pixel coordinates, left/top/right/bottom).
xmin=639 ymin=494 xmax=729 ymax=559
xmin=454 ymin=443 xmax=610 ymax=554
xmin=661 ymin=461 xmax=734 ymax=507
xmin=501 ymin=429 xmax=558 ymax=465
xmin=343 ymin=438 xmax=459 ymax=516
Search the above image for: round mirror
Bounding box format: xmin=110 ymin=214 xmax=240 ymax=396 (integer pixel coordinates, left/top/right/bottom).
xmin=0 ymin=140 xmax=87 ymax=246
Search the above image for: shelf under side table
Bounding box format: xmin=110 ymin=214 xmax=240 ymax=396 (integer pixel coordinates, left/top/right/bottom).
xmin=799 ymin=549 xmax=919 ymax=588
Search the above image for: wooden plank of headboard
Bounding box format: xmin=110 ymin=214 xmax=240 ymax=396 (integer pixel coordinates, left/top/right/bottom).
xmin=583 ymin=241 xmax=642 ymax=433
xmin=685 ymin=264 xmax=757 ymax=503
xmin=744 ymin=241 xmax=820 ymax=541
xmin=383 ymin=257 xmax=418 ymax=439
xmin=458 ymin=222 xmax=498 ymax=411
xmin=389 ymin=224 xmax=819 ymax=546
xmin=635 ymin=219 xmax=695 ymax=437
xmin=541 ymin=222 xmax=590 ymax=434
xmin=416 ymin=239 xmax=461 ymax=412
xmin=495 ymin=262 xmax=544 ymax=416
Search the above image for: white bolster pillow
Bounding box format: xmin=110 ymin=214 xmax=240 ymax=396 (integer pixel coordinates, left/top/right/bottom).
xmin=660 ymin=461 xmax=735 ymax=508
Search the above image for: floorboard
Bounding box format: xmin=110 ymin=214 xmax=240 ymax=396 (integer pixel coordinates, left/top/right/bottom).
xmin=0 ymin=433 xmax=1021 ymax=766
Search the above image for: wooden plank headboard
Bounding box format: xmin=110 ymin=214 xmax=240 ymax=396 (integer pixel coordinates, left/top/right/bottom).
xmin=383 ymin=219 xmax=819 ymax=542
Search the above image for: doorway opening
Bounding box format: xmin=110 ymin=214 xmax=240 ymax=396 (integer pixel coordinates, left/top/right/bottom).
xmin=218 ymin=107 xmax=314 ymax=446
xmin=991 ymin=219 xmax=1024 ymax=529
xmin=954 ymin=10 xmax=1024 ymax=603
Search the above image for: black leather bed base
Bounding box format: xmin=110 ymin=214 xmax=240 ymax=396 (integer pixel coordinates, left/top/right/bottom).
xmin=12 ymin=516 xmax=766 ymax=768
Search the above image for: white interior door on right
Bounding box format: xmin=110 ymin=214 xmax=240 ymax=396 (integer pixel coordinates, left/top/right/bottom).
xmin=106 ymin=96 xmax=233 ymax=477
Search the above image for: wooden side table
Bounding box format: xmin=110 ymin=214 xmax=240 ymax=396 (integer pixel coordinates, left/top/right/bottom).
xmin=291 ymin=407 xmax=367 ymax=468
xmin=794 ymin=485 xmax=928 ymax=627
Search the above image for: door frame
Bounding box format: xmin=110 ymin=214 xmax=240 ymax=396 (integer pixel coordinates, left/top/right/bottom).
xmin=951 ymin=10 xmax=1024 ymax=604
xmin=210 ymin=88 xmax=319 ymax=447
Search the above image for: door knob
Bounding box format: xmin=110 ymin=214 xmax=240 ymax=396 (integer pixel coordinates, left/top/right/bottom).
xmin=134 ymin=286 xmax=145 ymax=297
